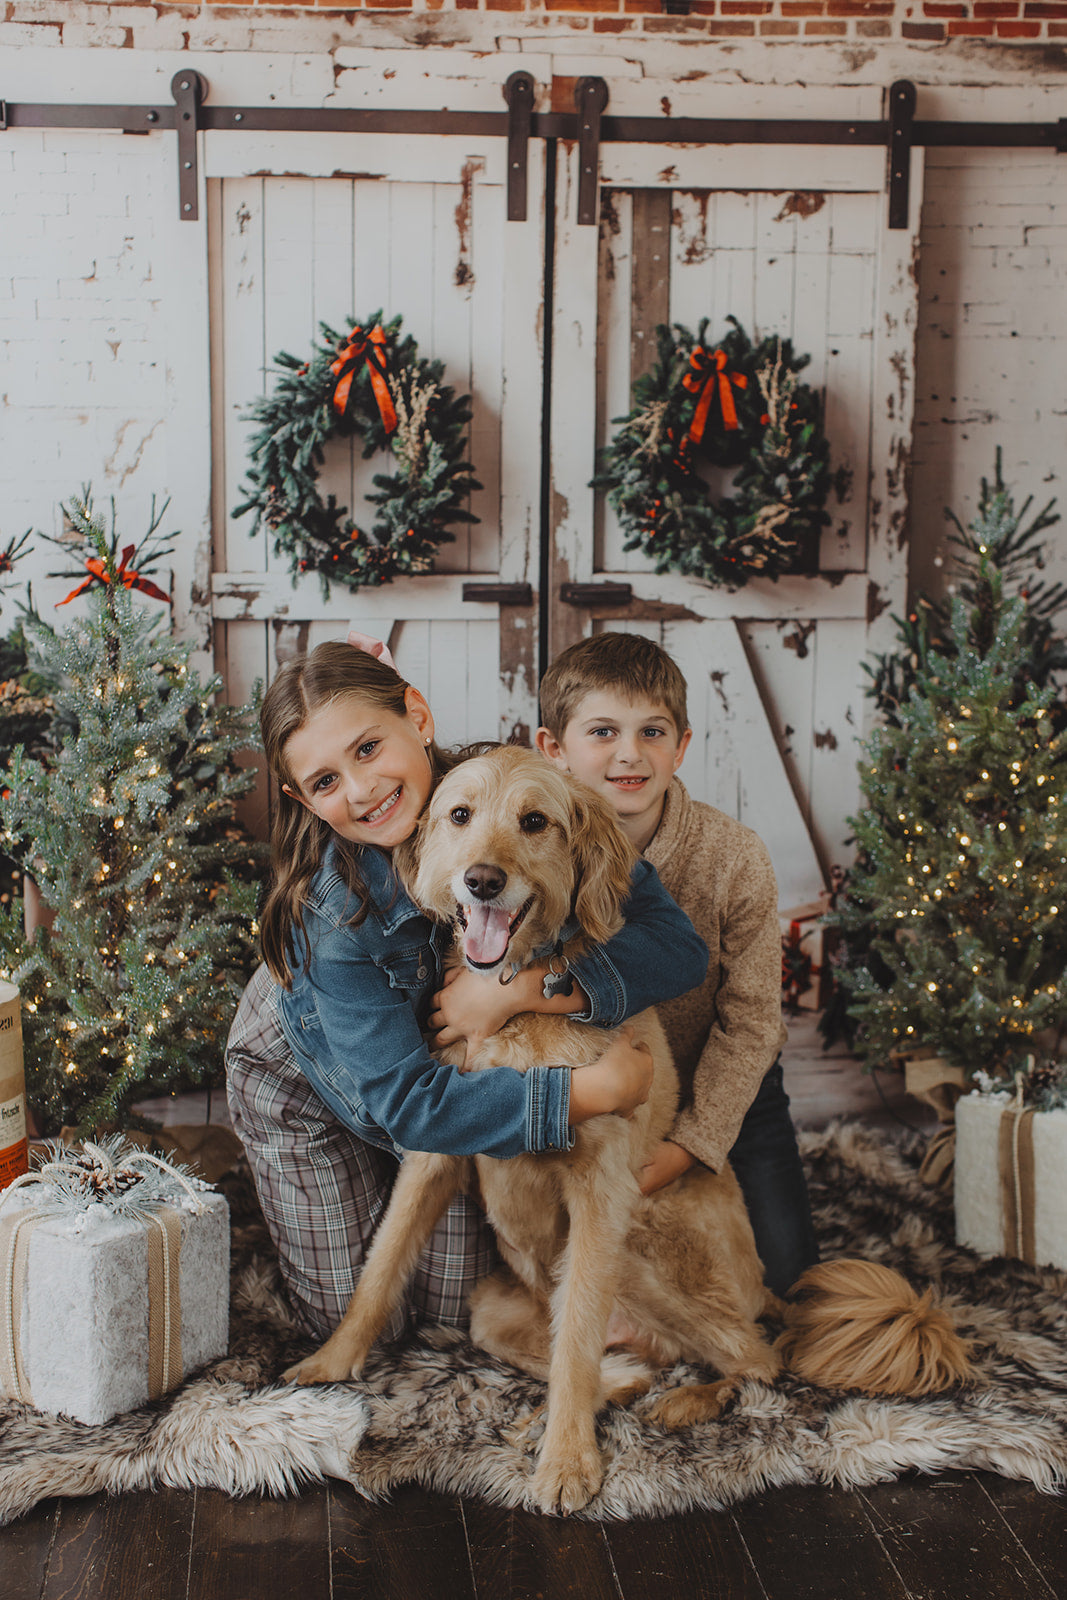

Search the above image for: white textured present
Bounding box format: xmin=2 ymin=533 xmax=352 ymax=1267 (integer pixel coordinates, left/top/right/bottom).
xmin=0 ymin=1191 xmax=229 ymax=1424
xmin=954 ymin=1092 xmax=1067 ymax=1272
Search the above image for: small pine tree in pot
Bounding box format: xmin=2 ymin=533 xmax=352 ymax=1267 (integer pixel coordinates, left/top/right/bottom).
xmin=834 ymin=457 xmax=1067 ymax=1094
xmin=0 ymin=497 xmax=264 ymax=1134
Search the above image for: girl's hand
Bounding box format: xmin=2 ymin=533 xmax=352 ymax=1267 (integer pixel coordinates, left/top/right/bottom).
xmin=639 ymin=1139 xmax=695 ymax=1195
xmin=429 ymin=966 xmax=519 ymax=1055
xmin=429 ymin=963 xmax=591 ymax=1054
xmin=568 ymin=1028 xmax=654 ymax=1124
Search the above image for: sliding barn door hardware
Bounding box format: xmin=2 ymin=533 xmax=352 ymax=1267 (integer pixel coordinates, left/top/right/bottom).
xmin=576 ymin=77 xmax=610 ymax=227
xmin=172 ymin=71 xmax=207 ymax=221
xmin=3 ymin=76 xmax=1063 ymax=230
xmin=887 ymin=80 xmax=917 ymax=230
xmin=503 ymin=71 xmax=535 ymax=223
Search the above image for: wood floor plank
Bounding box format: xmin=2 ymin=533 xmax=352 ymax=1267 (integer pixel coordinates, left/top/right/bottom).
xmin=330 ymin=1483 xmax=476 ymax=1600
xmin=970 ymin=1473 xmax=1066 ymax=1598
xmin=602 ymin=1509 xmax=766 ymax=1600
xmin=39 ymin=1489 xmax=193 ymax=1600
xmin=0 ymin=1497 xmax=58 ymax=1600
xmin=857 ymin=1471 xmax=1055 ymax=1600
xmin=461 ymin=1496 xmax=622 ymax=1600
xmin=730 ymin=1483 xmax=912 ymax=1600
xmin=189 ymin=1485 xmax=330 ymax=1600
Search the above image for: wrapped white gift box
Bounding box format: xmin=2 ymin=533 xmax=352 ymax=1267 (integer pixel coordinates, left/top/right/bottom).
xmin=954 ymin=1091 xmax=1067 ymax=1272
xmin=0 ymin=1186 xmax=229 ymax=1424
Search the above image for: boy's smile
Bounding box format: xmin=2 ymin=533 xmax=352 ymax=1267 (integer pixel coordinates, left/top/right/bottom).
xmin=536 ymin=690 xmax=691 ymax=852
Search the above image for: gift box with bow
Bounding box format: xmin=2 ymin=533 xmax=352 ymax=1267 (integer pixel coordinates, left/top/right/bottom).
xmin=954 ymin=1090 xmax=1067 ymax=1272
xmin=0 ymin=1136 xmax=229 ymax=1424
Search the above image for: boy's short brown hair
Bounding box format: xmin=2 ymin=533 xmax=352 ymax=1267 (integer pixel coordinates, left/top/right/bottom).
xmin=539 ymin=632 xmax=689 ymax=740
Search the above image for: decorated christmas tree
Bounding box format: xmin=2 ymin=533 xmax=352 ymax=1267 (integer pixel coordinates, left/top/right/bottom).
xmin=0 ymin=495 xmax=264 ymax=1134
xmin=834 ymin=458 xmax=1067 ymax=1091
xmin=0 ymin=530 xmax=59 ymax=911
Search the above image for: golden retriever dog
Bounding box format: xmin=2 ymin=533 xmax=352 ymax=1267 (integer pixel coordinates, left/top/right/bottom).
xmin=285 ymin=746 xmax=970 ymax=1515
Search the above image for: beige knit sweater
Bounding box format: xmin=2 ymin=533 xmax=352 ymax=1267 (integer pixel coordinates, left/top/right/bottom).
xmin=643 ymin=777 xmax=788 ymax=1174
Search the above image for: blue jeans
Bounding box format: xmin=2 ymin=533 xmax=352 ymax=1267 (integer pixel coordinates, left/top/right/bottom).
xmin=727 ymin=1058 xmax=819 ymax=1297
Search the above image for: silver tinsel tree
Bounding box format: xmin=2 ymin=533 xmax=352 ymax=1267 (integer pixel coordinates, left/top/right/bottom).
xmin=0 ymin=497 xmax=264 ymax=1133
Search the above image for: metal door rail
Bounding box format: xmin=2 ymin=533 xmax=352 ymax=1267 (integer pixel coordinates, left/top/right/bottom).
xmin=2 ymin=73 xmax=1064 ymax=226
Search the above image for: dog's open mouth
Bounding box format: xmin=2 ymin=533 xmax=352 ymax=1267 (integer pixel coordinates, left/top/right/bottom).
xmin=457 ymin=896 xmax=535 ymax=969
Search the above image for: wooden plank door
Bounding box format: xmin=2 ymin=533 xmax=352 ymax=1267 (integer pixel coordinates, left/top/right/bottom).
xmin=548 ymin=139 xmax=924 ymax=909
xmin=206 ymin=129 xmax=547 ymax=826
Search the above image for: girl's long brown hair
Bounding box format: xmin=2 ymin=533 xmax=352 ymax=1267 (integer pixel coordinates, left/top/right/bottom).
xmin=259 ymin=641 xmax=455 ymax=988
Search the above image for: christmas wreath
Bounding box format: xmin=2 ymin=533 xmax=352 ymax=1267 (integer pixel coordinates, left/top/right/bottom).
xmin=235 ymin=315 xmax=480 ymax=591
xmin=596 ymin=317 xmax=832 ymax=589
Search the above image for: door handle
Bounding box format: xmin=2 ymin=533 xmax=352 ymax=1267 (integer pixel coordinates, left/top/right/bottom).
xmin=463 ymin=582 xmax=534 ymax=605
xmin=559 ymin=582 xmax=633 ymax=606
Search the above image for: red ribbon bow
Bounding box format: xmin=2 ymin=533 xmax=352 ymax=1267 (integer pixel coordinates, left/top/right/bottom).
xmin=58 ymin=546 xmax=171 ymax=608
xmin=681 ymin=346 xmax=747 ymax=445
xmin=330 ymin=324 xmax=398 ymax=435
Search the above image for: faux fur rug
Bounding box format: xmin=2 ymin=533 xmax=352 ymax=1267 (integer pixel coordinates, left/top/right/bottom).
xmin=2 ymin=1121 xmax=1065 ymax=1524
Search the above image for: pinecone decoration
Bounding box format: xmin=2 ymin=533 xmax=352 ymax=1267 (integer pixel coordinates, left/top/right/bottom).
xmin=1024 ymin=1058 xmax=1067 ymax=1111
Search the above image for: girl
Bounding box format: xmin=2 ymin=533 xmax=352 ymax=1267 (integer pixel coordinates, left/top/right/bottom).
xmin=226 ymin=640 xmax=708 ymax=1343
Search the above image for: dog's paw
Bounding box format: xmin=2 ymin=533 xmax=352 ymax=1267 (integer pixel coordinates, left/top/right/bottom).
xmin=531 ymin=1443 xmax=604 ymax=1516
xmin=282 ymin=1349 xmax=360 ymax=1387
xmin=646 ymin=1377 xmax=742 ymax=1430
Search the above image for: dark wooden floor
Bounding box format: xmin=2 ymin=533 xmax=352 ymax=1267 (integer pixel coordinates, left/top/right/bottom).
xmin=4 ymin=1470 xmax=1064 ymax=1600
xmin=5 ymin=1040 xmax=1063 ymax=1600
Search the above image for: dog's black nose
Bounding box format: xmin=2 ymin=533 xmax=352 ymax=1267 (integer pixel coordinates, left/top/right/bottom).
xmin=464 ymin=863 xmax=507 ymax=901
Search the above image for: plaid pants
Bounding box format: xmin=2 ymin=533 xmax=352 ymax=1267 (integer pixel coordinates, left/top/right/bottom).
xmin=225 ymin=963 xmax=499 ymax=1342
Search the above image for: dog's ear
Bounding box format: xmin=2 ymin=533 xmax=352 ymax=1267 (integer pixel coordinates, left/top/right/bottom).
xmin=568 ymin=783 xmax=637 ymax=946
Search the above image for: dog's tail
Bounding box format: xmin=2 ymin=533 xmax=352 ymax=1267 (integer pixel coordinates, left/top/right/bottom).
xmin=775 ymin=1258 xmax=972 ymax=1397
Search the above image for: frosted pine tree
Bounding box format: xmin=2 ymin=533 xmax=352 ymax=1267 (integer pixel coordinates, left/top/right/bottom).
xmin=835 ymin=461 xmax=1067 ymax=1083
xmin=0 ymin=496 xmax=263 ymax=1133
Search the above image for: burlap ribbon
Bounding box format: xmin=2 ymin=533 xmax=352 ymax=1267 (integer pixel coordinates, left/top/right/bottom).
xmin=0 ymin=1204 xmax=183 ymax=1406
xmin=997 ymin=1098 xmax=1037 ymax=1266
xmin=900 ymin=1055 xmax=967 ymax=1189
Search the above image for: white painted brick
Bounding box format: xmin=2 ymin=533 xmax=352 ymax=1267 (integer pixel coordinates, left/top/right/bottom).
xmin=59 ymin=25 xmax=131 ymax=49
xmin=0 ymin=24 xmax=62 ymax=45
xmin=8 ymin=280 xmax=59 ymax=306
xmin=15 ymin=191 xmax=70 ymax=216
xmin=130 ymin=15 xmax=188 ymax=52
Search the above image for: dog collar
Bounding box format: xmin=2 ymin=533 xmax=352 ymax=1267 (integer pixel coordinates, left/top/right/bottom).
xmin=499 ymin=918 xmax=581 ymax=997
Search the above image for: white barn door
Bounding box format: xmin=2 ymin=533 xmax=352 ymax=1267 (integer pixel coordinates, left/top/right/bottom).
xmin=549 ymin=138 xmax=923 ymax=908
xmin=206 ymin=129 xmax=547 ymax=822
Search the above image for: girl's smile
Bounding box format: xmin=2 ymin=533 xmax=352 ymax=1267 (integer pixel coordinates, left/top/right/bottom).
xmin=283 ymin=689 xmax=435 ymax=850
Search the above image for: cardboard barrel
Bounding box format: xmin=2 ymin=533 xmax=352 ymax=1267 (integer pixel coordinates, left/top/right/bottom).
xmin=0 ymin=981 xmax=28 ymax=1189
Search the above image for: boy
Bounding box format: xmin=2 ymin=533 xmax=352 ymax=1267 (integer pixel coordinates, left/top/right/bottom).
xmin=536 ymin=631 xmax=818 ymax=1296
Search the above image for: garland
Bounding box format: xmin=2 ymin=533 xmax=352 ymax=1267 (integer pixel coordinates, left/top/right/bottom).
xmin=235 ymin=315 xmax=480 ymax=591
xmin=596 ymin=317 xmax=832 ymax=589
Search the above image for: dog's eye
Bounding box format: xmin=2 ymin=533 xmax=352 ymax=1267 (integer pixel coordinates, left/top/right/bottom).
xmin=449 ymin=806 xmax=471 ymax=826
xmin=519 ymin=812 xmax=548 ymax=834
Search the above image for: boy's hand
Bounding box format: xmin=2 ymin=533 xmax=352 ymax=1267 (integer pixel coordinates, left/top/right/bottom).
xmin=639 ymin=1140 xmax=695 ymax=1195
xmin=569 ymin=1028 xmax=653 ymax=1123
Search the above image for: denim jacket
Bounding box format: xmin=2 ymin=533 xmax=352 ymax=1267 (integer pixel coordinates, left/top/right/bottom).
xmin=276 ymin=839 xmax=707 ymax=1162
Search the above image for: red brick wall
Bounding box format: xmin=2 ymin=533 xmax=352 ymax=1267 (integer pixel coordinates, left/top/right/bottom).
xmin=150 ymin=0 xmax=1067 ymax=42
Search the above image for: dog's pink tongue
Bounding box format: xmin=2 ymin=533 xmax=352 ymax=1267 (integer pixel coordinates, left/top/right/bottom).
xmin=463 ymin=904 xmax=512 ymax=966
